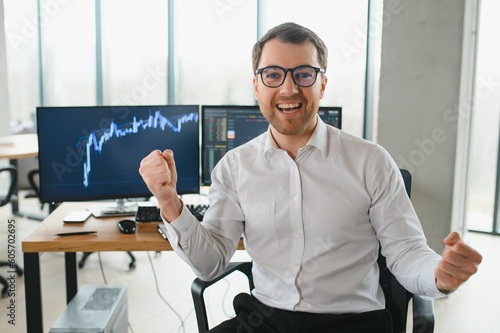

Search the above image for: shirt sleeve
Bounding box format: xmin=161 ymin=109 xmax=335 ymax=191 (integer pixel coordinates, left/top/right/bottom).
xmin=163 ymin=159 xmax=245 ymax=281
xmin=367 ymin=145 xmax=448 ymax=298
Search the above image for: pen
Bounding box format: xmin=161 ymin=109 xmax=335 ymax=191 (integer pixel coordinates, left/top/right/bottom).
xmin=55 ymin=231 xmax=98 ymax=236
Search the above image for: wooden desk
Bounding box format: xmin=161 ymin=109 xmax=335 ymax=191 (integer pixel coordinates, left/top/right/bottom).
xmin=0 ymin=133 xmax=42 ymax=219
xmin=22 ymin=201 xmax=244 ymax=333
xmin=0 ymin=133 xmax=38 ymax=160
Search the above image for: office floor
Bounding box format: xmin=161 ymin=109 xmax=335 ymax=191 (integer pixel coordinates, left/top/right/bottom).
xmin=0 ymin=192 xmax=499 ymax=333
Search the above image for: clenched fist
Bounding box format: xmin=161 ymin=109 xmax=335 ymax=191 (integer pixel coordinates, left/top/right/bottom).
xmin=139 ymin=149 xmax=183 ymax=222
xmin=435 ymin=231 xmax=482 ymax=293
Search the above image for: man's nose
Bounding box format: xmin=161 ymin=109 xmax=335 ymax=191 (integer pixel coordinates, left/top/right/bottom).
xmin=280 ymin=71 xmax=299 ymax=94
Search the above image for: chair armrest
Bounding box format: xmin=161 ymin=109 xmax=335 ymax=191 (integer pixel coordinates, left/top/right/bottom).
xmin=412 ymin=295 xmax=435 ymax=333
xmin=191 ymin=261 xmax=253 ymax=333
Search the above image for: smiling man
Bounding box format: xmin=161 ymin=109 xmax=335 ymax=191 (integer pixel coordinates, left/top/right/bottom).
xmin=139 ymin=22 xmax=482 ymax=333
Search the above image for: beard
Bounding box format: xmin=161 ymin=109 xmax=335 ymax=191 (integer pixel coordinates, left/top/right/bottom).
xmin=263 ymin=104 xmax=318 ymax=136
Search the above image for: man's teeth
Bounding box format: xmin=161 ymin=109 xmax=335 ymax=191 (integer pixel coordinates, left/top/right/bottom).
xmin=277 ymin=103 xmax=300 ymax=110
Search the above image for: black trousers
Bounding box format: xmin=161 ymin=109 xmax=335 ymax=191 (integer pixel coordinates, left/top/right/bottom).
xmin=208 ymin=293 xmax=393 ymax=333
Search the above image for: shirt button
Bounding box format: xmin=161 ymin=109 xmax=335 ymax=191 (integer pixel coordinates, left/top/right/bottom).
xmin=293 ymin=196 xmax=299 ymax=202
xmin=181 ymin=227 xmax=188 ymax=231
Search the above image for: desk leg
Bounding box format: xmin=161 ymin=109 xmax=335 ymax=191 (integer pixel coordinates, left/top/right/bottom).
xmin=24 ymin=252 xmax=43 ymax=333
xmin=65 ymin=252 xmax=77 ymax=303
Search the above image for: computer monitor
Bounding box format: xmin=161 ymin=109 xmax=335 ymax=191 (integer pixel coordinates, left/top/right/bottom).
xmin=318 ymin=106 xmax=342 ymax=130
xmin=37 ymin=105 xmax=200 ymax=211
xmin=200 ymin=105 xmax=342 ymax=186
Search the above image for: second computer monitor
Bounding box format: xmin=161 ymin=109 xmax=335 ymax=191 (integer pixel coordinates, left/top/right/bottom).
xmin=201 ymin=105 xmax=342 ymax=186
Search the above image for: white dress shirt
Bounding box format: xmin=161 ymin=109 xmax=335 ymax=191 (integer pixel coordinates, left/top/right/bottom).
xmin=163 ymin=117 xmax=445 ymax=314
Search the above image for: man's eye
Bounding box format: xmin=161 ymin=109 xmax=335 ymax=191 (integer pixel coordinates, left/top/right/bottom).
xmin=266 ymin=72 xmax=282 ymax=79
xmin=297 ymin=72 xmax=313 ymax=79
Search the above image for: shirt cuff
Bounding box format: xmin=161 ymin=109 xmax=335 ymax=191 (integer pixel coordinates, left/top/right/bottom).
xmin=161 ymin=205 xmax=198 ymax=250
xmin=420 ymin=257 xmax=452 ymax=299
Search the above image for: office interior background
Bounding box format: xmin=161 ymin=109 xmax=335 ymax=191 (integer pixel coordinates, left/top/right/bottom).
xmin=2 ymin=0 xmax=499 ymax=242
xmin=0 ymin=0 xmax=499 ymax=332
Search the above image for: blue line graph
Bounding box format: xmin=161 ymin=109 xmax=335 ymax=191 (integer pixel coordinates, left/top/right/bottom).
xmin=78 ymin=110 xmax=199 ymax=188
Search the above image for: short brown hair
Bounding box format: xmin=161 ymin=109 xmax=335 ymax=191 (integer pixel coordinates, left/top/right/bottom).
xmin=251 ymin=22 xmax=328 ymax=72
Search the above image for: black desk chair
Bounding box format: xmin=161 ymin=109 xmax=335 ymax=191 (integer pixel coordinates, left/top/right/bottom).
xmin=191 ymin=169 xmax=434 ymax=333
xmin=26 ymin=169 xmax=59 ymax=214
xmin=79 ymin=251 xmax=136 ymax=269
xmin=0 ymin=166 xmax=24 ymax=296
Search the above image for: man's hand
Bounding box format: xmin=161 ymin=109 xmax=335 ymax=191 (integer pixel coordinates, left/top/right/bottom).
xmin=435 ymin=231 xmax=483 ymax=294
xmin=139 ymin=149 xmax=183 ymax=222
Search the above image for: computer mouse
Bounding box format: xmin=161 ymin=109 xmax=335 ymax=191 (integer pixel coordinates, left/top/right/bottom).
xmin=117 ymin=219 xmax=136 ymax=234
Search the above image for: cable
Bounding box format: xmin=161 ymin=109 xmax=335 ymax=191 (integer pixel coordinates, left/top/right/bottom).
xmin=147 ymin=251 xmax=186 ymax=333
xmin=205 ymin=277 xmax=233 ymax=325
xmin=97 ymin=252 xmax=108 ymax=285
xmin=178 ymin=308 xmax=194 ymax=333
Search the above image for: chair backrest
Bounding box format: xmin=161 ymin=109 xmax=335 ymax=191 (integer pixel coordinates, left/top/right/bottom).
xmin=27 ymin=169 xmax=41 ymax=200
xmin=0 ymin=166 xmax=17 ymax=207
xmin=377 ymin=168 xmax=412 ymax=332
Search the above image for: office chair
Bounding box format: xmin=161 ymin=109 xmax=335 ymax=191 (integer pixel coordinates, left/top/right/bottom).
xmin=0 ymin=166 xmax=24 ymax=297
xmin=191 ymin=169 xmax=435 ymax=333
xmin=26 ymin=169 xmax=59 ymax=213
xmin=79 ymin=251 xmax=136 ymax=269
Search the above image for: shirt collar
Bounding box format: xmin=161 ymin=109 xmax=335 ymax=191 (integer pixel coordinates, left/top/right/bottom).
xmin=263 ymin=115 xmax=329 ymax=161
xmin=307 ymin=115 xmax=329 ymax=158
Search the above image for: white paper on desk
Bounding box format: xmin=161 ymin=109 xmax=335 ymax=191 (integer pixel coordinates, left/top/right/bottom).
xmin=63 ymin=210 xmax=91 ymax=223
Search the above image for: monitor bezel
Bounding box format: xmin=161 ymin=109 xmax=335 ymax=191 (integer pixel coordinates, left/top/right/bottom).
xmin=36 ymin=104 xmax=201 ymax=204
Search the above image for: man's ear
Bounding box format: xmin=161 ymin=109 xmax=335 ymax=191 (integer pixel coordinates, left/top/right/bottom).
xmin=253 ymin=76 xmax=260 ymax=101
xmin=320 ymin=75 xmax=328 ymax=99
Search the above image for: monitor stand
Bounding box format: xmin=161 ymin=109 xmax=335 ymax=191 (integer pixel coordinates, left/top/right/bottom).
xmin=87 ymin=199 xmax=138 ymax=218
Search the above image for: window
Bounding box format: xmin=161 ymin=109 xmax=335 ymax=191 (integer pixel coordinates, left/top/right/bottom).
xmin=175 ymin=0 xmax=257 ymax=105
xmin=40 ymin=0 xmax=96 ymax=106
xmin=3 ymin=0 xmax=370 ymax=140
xmin=100 ymin=0 xmax=168 ymax=105
xmin=4 ymin=0 xmax=40 ymax=123
xmin=465 ymin=0 xmax=500 ymax=233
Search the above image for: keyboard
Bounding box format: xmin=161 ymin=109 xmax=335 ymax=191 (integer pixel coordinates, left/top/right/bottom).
xmin=135 ymin=206 xmax=162 ymax=222
xmin=187 ymin=204 xmax=209 ymax=222
xmin=135 ymin=204 xmax=208 ymax=222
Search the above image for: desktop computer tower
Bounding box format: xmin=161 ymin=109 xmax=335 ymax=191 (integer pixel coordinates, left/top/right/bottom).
xmin=49 ymin=284 xmax=128 ymax=333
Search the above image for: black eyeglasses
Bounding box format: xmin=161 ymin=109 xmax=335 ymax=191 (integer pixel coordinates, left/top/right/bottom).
xmin=255 ymin=65 xmax=326 ymax=88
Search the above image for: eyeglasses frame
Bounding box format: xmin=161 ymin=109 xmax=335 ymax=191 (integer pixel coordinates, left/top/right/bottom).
xmin=255 ymin=65 xmax=326 ymax=88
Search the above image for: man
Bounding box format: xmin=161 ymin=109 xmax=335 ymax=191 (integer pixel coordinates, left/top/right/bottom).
xmin=139 ymin=22 xmax=482 ymax=332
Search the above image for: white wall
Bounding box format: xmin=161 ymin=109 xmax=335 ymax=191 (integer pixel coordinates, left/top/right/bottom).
xmin=378 ymin=0 xmax=467 ymax=251
xmin=0 ymin=3 xmax=11 ymax=135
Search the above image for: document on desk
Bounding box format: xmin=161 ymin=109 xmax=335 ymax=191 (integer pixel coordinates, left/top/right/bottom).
xmin=63 ymin=210 xmax=92 ymax=223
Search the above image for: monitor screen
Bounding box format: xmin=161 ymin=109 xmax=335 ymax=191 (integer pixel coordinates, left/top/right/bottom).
xmin=201 ymin=105 xmax=342 ymax=186
xmin=37 ymin=105 xmax=200 ymax=205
